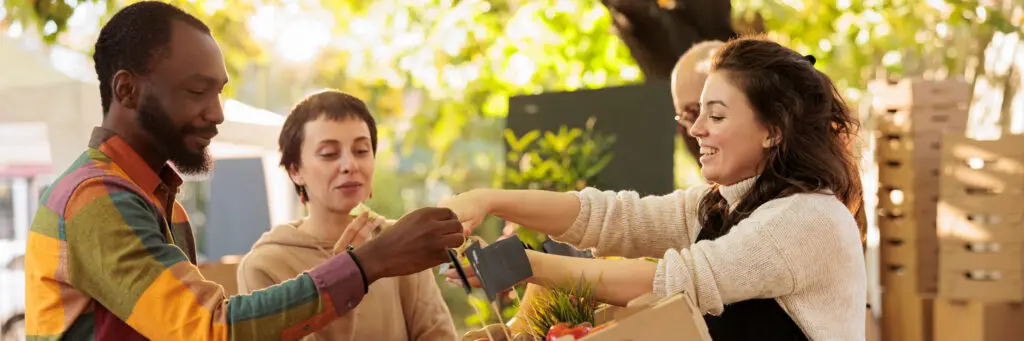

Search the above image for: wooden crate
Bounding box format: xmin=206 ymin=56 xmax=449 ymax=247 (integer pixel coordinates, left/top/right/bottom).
xmin=871 ymin=79 xmax=975 ymax=299
xmin=937 ymin=240 xmax=1024 ymax=302
xmin=876 ymin=107 xmax=968 ymax=135
xmin=937 ymin=201 xmax=1024 ymax=243
xmin=937 ymin=134 xmax=1024 ymax=302
xmin=934 ymin=299 xmax=1024 ymax=341
xmin=881 ymin=288 xmax=934 ymax=341
xmin=869 ymin=78 xmax=973 ymax=113
xmin=875 ymin=133 xmax=943 ymax=295
xmin=879 ymin=237 xmax=939 ymax=294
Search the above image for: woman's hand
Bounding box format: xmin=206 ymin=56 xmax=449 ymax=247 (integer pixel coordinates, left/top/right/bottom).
xmin=442 ymin=231 xmax=519 ymax=289
xmin=438 ymin=189 xmax=494 ymax=235
xmin=333 ymin=211 xmax=386 ymax=253
xmin=449 ymin=248 xmax=657 ymax=307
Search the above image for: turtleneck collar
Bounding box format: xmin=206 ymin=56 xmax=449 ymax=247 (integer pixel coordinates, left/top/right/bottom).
xmin=719 ymin=176 xmax=758 ymax=209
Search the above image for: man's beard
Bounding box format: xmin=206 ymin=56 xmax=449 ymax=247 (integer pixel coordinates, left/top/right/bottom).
xmin=138 ymin=94 xmax=214 ymax=175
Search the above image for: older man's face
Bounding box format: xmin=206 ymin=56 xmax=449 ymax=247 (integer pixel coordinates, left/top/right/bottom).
xmin=671 ymin=71 xmax=704 ymax=135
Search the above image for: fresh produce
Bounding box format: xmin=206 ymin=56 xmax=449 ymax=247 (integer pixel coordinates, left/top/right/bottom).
xmin=349 ymin=203 xmax=396 ymax=234
xmin=348 ymin=202 xmax=379 ymax=220
xmin=522 ymin=277 xmax=598 ymax=339
xmin=546 ymin=322 xmax=593 ymax=341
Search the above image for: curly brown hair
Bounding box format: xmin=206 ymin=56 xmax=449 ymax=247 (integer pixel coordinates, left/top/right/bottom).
xmin=695 ymin=35 xmax=863 ymax=240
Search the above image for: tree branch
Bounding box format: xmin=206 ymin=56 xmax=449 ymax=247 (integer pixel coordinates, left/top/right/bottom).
xmin=601 ymin=0 xmax=737 ymax=162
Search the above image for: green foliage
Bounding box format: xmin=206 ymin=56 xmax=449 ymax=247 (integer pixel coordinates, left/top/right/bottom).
xmin=734 ymin=1 xmax=1020 ymax=103
xmin=463 ymin=293 xmax=519 ymax=328
xmin=1 ymin=0 xmax=112 ymax=43
xmin=520 ymin=275 xmax=598 ymax=339
xmin=502 ymin=117 xmax=616 ymax=249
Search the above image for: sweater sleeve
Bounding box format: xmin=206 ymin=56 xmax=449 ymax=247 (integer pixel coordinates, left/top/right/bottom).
xmin=653 ymin=196 xmax=853 ymax=316
xmin=59 ymin=178 xmax=367 ymax=341
xmin=398 ymin=270 xmax=458 ymax=341
xmin=550 ymin=184 xmax=710 ymax=258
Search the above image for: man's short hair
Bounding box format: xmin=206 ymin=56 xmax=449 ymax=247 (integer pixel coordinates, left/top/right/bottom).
xmin=93 ymin=1 xmax=210 ymax=115
xmin=674 ymin=40 xmax=726 ymax=77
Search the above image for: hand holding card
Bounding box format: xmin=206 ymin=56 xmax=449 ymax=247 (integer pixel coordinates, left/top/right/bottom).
xmin=442 ymin=237 xmax=534 ymax=302
xmin=352 ymin=207 xmax=464 ymax=284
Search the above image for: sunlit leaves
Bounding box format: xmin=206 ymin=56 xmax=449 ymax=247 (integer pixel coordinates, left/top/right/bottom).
xmin=1 ymin=0 xmax=89 ymax=43
xmin=736 ymin=0 xmax=1016 ymax=103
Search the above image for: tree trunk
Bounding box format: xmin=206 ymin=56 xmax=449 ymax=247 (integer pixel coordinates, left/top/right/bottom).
xmin=601 ymin=0 xmax=738 ymax=161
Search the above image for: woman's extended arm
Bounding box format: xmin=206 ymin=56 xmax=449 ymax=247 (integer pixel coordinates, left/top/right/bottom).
xmin=442 ymin=185 xmax=709 ymax=258
xmin=474 ymin=189 xmax=583 ymax=237
xmin=526 ymin=251 xmax=657 ymax=307
xmin=443 ymin=250 xmax=657 ymax=307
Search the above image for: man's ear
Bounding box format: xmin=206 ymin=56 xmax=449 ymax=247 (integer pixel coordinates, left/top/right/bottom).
xmin=112 ymin=70 xmax=140 ymax=110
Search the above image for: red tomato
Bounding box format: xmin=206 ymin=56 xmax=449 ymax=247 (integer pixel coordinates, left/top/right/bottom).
xmin=474 ymin=339 xmax=489 ymax=341
xmin=546 ymin=323 xmax=571 ymax=341
xmin=547 ymin=323 xmax=593 ymax=341
xmin=566 ymin=324 xmax=592 ymax=339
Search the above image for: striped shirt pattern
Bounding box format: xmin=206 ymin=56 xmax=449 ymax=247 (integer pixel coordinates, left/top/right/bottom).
xmin=25 ymin=127 xmax=366 ymax=340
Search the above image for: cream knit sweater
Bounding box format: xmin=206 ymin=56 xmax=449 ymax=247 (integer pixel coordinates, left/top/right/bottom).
xmin=551 ymin=177 xmax=866 ymax=340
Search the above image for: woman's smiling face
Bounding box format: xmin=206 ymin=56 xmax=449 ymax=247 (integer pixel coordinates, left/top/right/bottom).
xmin=688 ymin=71 xmax=774 ymax=186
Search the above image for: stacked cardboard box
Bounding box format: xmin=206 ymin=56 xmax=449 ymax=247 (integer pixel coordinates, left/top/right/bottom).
xmin=934 ymin=134 xmax=1024 ymax=340
xmin=462 ymin=293 xmax=711 ymax=341
xmin=583 ymin=293 xmax=711 ymax=341
xmin=198 ymin=259 xmax=241 ymax=296
xmin=869 ymin=78 xmax=972 ymax=341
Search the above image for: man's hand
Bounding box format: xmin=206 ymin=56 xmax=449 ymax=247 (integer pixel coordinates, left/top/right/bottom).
xmin=352 ymin=207 xmax=464 ymax=285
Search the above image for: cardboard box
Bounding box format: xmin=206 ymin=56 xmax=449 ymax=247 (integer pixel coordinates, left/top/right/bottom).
xmin=878 ymin=214 xmax=937 ymax=241
xmin=878 ymin=237 xmax=939 ymax=293
xmin=936 ymin=133 xmax=1024 ymax=302
xmin=937 ymin=240 xmax=1024 ymax=302
xmin=579 ymin=293 xmax=711 ymax=341
xmin=866 ymin=307 xmax=881 ymax=341
xmin=936 ymin=201 xmax=1024 ymax=243
xmin=939 ymin=241 xmax=1023 ymax=272
xmin=873 ymin=112 xmax=968 ymax=296
xmin=933 ymin=299 xmax=1024 ymax=341
xmin=869 ymin=78 xmax=972 ymax=112
xmin=876 ymin=186 xmax=939 ymax=228
xmin=881 ymin=289 xmax=933 ymax=341
xmin=939 ymin=134 xmax=1024 ymax=201
xmin=198 ymin=261 xmax=240 ymax=296
xmin=875 ymin=107 xmax=969 ymax=135
xmin=876 ymin=132 xmax=943 ymax=176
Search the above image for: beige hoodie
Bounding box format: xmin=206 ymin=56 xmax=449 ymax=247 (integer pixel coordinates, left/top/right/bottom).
xmin=236 ymin=220 xmax=457 ymax=341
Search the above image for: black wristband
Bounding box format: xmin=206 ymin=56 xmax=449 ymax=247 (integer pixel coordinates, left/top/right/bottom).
xmin=347 ymin=249 xmax=370 ymax=294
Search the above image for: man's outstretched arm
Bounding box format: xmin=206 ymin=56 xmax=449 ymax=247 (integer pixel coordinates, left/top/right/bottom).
xmin=64 ymin=178 xmax=365 ymax=341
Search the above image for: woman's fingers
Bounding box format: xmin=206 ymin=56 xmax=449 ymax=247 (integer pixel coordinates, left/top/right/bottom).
xmin=334 ymin=212 xmax=370 ymax=253
xmin=443 ymin=267 xmax=483 ymax=288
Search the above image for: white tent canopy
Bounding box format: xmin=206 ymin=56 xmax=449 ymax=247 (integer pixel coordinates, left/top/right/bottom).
xmin=1 ymin=35 xmax=285 ymax=168
xmin=0 ymin=34 xmax=296 ymax=226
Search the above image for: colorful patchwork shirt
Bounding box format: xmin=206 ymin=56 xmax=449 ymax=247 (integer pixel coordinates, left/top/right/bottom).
xmin=25 ymin=127 xmax=366 ymax=340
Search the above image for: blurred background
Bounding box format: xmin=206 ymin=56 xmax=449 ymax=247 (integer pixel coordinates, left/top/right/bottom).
xmin=1 ymin=0 xmax=1023 ymax=340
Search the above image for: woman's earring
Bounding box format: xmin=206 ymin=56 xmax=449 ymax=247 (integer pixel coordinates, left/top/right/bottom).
xmin=299 ymin=186 xmax=309 ymax=204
